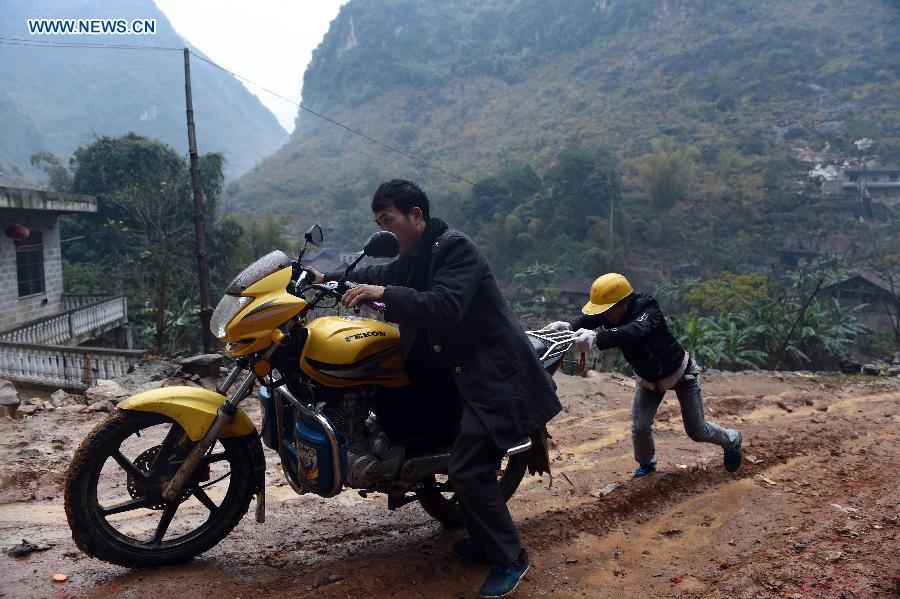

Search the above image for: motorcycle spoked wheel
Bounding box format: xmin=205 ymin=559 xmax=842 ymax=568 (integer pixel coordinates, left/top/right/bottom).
xmin=64 ymin=410 xmax=256 ymax=568
xmin=417 ymin=452 xmax=529 ymax=528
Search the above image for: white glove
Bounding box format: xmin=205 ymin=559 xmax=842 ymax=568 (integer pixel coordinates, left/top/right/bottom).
xmin=572 ymin=328 xmax=597 ymax=352
xmin=542 ymin=320 xmax=572 ymax=332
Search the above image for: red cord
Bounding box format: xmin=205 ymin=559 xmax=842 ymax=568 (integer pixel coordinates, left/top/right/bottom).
xmin=578 ymin=351 xmax=586 ymax=374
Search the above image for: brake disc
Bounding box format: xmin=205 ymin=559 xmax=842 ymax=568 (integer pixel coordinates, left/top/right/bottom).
xmin=126 ymin=446 xmax=194 ymax=509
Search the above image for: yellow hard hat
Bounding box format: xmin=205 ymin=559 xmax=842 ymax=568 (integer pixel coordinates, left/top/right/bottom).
xmin=582 ymin=273 xmax=633 ymax=315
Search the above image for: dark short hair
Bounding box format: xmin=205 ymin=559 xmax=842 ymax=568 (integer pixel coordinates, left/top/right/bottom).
xmin=371 ymin=179 xmax=430 ymax=220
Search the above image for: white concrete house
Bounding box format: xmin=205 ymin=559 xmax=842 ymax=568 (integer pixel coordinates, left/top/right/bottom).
xmin=0 ymin=186 xmax=143 ymax=390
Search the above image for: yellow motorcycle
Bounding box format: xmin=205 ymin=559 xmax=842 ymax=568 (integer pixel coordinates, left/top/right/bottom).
xmin=64 ymin=225 xmax=574 ymax=567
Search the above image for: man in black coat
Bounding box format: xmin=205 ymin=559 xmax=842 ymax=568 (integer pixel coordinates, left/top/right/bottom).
xmin=310 ymin=179 xmax=561 ymax=598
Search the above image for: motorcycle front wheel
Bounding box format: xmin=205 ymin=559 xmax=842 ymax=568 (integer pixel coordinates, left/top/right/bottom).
xmin=64 ymin=410 xmax=257 ymax=568
xmin=418 ymin=452 xmax=529 ymax=528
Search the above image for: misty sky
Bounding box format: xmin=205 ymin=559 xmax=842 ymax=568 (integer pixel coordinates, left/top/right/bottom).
xmin=154 ymin=0 xmax=348 ymax=133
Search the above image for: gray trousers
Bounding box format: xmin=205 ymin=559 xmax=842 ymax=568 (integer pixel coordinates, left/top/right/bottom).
xmin=632 ymin=361 xmax=741 ymax=466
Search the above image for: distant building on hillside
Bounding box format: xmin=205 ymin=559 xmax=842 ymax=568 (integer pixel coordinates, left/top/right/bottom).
xmin=822 ymin=165 xmax=900 ymax=201
xmin=304 ymin=247 xmax=392 ymax=275
xmin=547 ymin=277 xmax=596 ymax=314
xmin=777 ymin=234 xmax=860 ymax=270
xmin=822 ymin=272 xmax=898 ymax=334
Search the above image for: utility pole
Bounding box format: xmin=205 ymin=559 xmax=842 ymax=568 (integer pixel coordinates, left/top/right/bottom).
xmin=608 ymin=190 xmax=614 ymax=251
xmin=607 ymin=170 xmax=617 ymax=251
xmin=183 ymin=48 xmax=215 ymax=353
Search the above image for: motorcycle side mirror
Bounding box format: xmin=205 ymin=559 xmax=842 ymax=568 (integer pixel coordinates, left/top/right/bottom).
xmin=363 ymin=231 xmax=400 ymax=259
xmin=304 ymin=224 xmax=324 ymax=247
xmin=295 ymin=224 xmax=324 ymax=267
xmin=339 ymin=231 xmax=399 ymax=286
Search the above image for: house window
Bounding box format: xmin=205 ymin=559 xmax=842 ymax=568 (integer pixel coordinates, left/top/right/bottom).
xmin=16 ymin=230 xmax=45 ymax=297
xmin=848 ymin=174 xmax=858 ymax=182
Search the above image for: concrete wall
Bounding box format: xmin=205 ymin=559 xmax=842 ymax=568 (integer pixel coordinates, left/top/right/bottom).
xmin=857 ymin=303 xmax=896 ymax=335
xmin=0 ymin=210 xmax=64 ymax=331
xmin=0 ymin=186 xmax=96 ymax=213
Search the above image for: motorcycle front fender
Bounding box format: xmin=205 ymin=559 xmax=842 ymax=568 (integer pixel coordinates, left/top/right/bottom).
xmin=117 ymin=386 xmax=256 ymax=441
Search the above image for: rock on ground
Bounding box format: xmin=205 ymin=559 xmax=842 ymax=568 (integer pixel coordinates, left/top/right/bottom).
xmin=0 ymin=379 xmax=20 ymax=408
xmin=179 ymin=354 xmax=225 ymax=378
xmin=85 ymin=400 xmax=115 ymax=413
xmin=84 ymin=379 xmax=129 ymax=404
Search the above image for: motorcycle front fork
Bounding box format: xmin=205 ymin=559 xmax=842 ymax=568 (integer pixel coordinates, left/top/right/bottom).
xmin=159 ymin=368 xmax=256 ymax=501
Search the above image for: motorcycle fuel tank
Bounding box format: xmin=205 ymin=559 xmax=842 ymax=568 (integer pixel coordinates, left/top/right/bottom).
xmin=300 ymin=316 xmax=410 ymax=388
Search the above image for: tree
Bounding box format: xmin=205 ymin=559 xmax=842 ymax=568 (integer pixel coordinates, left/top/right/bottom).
xmin=65 ymin=133 xmax=226 ymax=353
xmin=668 ymin=314 xmax=726 ymax=369
xmin=240 ymin=215 xmax=291 ymax=261
xmin=639 ymin=136 xmax=698 ymax=211
xmin=544 ymin=146 xmax=621 ymax=234
xmin=683 ymin=273 xmax=770 ymax=314
xmin=208 ymin=216 xmax=248 ymax=293
xmin=30 ymin=152 xmax=72 ymax=192
xmin=512 ymin=261 xmax=555 ymax=297
xmin=477 ymin=213 xmax=525 ymax=273
xmin=464 ymin=163 xmax=542 ymax=225
xmin=115 ymin=176 xmax=195 ymax=352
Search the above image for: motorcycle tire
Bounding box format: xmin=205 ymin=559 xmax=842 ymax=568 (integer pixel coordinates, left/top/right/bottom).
xmin=418 ymin=451 xmax=529 ymax=528
xmin=65 ymin=410 xmax=258 ymax=568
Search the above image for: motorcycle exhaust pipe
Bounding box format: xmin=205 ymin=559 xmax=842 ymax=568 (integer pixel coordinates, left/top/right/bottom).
xmin=398 ymin=438 xmax=532 ymax=482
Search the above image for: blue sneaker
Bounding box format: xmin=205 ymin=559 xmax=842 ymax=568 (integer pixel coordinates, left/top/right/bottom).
xmin=454 ymin=536 xmax=489 ymax=564
xmin=724 ymin=433 xmax=742 ymax=472
xmin=479 ymin=549 xmax=530 ymax=598
xmin=633 ymin=463 xmax=656 ymax=478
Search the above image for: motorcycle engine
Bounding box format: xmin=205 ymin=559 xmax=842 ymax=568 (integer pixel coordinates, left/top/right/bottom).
xmin=320 ymin=390 xmax=405 ymax=489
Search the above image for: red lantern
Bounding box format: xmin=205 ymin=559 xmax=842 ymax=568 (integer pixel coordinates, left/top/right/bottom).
xmin=5 ymin=224 xmax=30 ymax=245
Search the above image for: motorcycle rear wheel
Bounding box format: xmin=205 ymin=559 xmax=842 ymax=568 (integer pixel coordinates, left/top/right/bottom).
xmin=64 ymin=410 xmax=257 ymax=568
xmin=418 ymin=452 xmax=529 ymax=528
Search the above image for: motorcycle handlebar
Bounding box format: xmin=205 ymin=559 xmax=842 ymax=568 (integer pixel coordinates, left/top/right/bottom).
xmin=308 ymin=282 xmax=386 ymax=313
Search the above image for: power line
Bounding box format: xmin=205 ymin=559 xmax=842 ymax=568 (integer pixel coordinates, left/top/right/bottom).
xmin=0 ymin=35 xmax=181 ymax=51
xmin=190 ymin=52 xmax=479 ymax=187
xmin=0 ymin=36 xmax=479 ymax=188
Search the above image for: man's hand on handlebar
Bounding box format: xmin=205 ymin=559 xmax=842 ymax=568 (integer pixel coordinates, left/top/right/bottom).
xmin=305 ymin=267 xmax=325 ymax=284
xmin=341 ymin=284 xmax=385 ymax=309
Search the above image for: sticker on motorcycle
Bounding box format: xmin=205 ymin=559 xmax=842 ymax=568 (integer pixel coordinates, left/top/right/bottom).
xmin=344 ymin=330 xmax=387 ymax=342
xmin=297 ymin=444 xmax=319 ymax=482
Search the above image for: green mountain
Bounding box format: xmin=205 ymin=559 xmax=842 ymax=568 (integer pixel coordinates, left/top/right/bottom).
xmin=227 ymin=0 xmax=898 ymax=225
xmin=0 ymin=0 xmax=288 ymax=179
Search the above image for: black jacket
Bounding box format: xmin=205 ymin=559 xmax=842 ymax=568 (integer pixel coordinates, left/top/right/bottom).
xmin=330 ymin=228 xmax=562 ymax=449
xmin=571 ymin=292 xmax=686 ymax=383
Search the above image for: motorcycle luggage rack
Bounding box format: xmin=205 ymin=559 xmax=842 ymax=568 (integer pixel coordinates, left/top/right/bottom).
xmin=526 ymin=329 xmax=576 ymax=364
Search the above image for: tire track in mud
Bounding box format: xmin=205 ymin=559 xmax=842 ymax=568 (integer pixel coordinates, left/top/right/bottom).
xmin=538 ymin=416 xmax=900 ymax=598
xmin=521 ymin=390 xmax=900 ymax=551
xmin=521 ymin=430 xmax=837 ymax=550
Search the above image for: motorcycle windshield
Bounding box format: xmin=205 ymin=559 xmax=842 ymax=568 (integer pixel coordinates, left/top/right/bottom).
xmin=224 ymin=250 xmax=292 ymax=295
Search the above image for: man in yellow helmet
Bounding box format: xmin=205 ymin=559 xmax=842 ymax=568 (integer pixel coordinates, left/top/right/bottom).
xmin=544 ymin=273 xmax=742 ymax=477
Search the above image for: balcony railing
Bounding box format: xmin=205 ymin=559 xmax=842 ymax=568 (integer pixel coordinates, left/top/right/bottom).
xmin=0 ymin=341 xmax=144 ymax=390
xmin=0 ymin=295 xmax=127 ymax=346
xmin=63 ymin=293 xmax=114 ymax=310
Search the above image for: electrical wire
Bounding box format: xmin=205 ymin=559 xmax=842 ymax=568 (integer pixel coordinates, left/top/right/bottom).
xmin=0 ymin=36 xmax=479 ymax=187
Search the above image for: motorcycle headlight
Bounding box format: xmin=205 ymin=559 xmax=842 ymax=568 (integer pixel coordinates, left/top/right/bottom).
xmin=210 ymin=294 xmax=251 ymax=339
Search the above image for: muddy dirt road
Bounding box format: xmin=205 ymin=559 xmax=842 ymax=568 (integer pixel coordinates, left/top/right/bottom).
xmin=1 ymin=371 xmax=898 ymax=598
